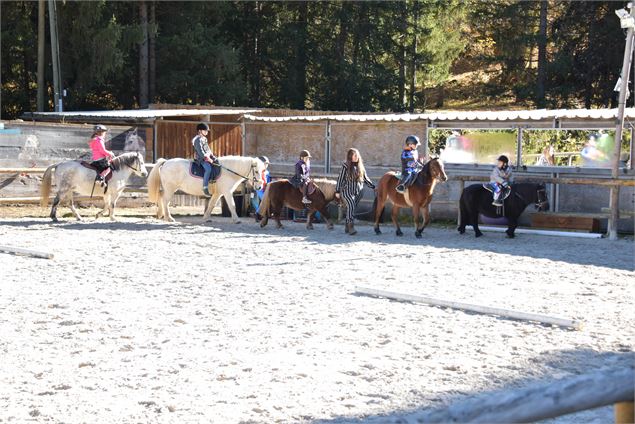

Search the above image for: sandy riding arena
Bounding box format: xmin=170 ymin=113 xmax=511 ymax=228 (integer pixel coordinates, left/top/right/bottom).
xmin=0 ymin=211 xmax=633 ymax=423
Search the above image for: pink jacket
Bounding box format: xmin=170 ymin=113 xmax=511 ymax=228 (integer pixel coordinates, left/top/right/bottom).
xmin=89 ymin=136 xmax=114 ymax=161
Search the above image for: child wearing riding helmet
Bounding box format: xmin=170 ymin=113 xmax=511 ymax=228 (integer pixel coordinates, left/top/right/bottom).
xmin=292 ymin=150 xmax=312 ymax=204
xmin=490 ymin=155 xmax=513 ymax=206
xmin=253 ymin=156 xmax=271 ymax=221
xmin=396 ymin=135 xmax=422 ymax=194
xmin=192 ymin=122 xmax=217 ymax=197
xmin=89 ymin=124 xmax=115 ymax=187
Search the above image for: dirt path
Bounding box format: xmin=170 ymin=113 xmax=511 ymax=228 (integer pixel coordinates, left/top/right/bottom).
xmin=0 ymin=212 xmax=633 ymax=423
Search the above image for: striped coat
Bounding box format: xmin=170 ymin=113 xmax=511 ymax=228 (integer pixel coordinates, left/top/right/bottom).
xmin=335 ymin=161 xmax=375 ymax=222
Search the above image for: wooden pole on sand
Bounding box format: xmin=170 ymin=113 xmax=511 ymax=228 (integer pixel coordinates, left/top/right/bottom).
xmin=355 ymin=287 xmax=582 ymax=330
xmin=0 ymin=245 xmax=54 ymax=259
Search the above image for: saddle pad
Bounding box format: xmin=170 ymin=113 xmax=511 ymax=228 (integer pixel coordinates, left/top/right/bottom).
xmin=190 ymin=161 xmax=221 ymax=181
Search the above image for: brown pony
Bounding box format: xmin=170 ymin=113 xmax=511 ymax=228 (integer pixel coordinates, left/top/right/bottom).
xmin=259 ymin=178 xmax=338 ymax=230
xmin=373 ymin=157 xmax=448 ymax=238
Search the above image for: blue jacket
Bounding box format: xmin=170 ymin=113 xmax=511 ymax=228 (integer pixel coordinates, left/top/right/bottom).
xmin=401 ymin=149 xmax=419 ymax=174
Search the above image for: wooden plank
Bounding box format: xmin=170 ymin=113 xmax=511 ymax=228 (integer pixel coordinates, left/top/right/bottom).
xmin=355 ymin=287 xmax=583 ymax=330
xmin=390 ymin=367 xmax=634 ymax=423
xmin=0 ymin=245 xmax=53 ymax=259
xmin=531 ymin=213 xmax=600 ymax=232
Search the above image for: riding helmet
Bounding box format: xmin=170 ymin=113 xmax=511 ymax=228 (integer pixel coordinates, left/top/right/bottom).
xmin=300 ymin=150 xmax=312 ymax=158
xmin=197 ymin=123 xmax=210 ymax=132
xmin=497 ymin=155 xmax=509 ymax=164
xmin=405 ymin=135 xmax=420 ymax=146
xmin=93 ymin=124 xmax=108 ymax=132
xmin=258 ymin=156 xmax=270 ymax=164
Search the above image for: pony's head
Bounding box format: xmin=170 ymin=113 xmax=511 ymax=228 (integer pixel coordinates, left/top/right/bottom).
xmin=112 ymin=152 xmax=147 ymax=178
xmin=427 ymin=157 xmax=448 ymax=182
xmin=313 ymin=178 xmax=338 ymax=203
xmin=535 ymin=183 xmax=549 ymax=211
xmin=252 ymin=157 xmax=266 ymax=191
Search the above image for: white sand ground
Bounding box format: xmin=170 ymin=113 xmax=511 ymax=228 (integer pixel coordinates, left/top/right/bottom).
xmin=0 ymin=213 xmax=633 ymax=423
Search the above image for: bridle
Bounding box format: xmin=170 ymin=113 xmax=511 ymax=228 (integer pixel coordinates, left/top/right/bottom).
xmin=215 ymin=159 xmax=261 ymax=186
xmin=515 ymin=186 xmax=548 ymax=209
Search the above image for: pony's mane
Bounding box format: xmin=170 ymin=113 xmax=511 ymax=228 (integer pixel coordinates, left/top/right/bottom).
xmin=111 ymin=152 xmax=139 ymax=171
xmin=313 ymin=178 xmax=337 ymax=201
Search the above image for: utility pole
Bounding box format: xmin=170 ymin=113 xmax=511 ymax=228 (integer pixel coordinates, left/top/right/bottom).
xmin=47 ymin=0 xmax=62 ymax=112
xmin=37 ymin=0 xmax=46 ymax=111
xmin=609 ymin=3 xmax=635 ymax=240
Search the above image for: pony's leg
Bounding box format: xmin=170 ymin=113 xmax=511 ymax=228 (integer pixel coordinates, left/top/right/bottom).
xmin=108 ymin=195 xmax=120 ymax=221
xmin=156 ymin=191 xmax=164 ymax=219
xmin=472 ymin=209 xmax=483 ymax=238
xmin=95 ymin=194 xmax=109 ymax=219
xmin=162 ymin=192 xmax=175 ymax=222
xmin=413 ymin=203 xmax=424 ymax=238
xmin=506 ymin=217 xmax=518 ymax=238
xmin=273 ymin=202 xmax=283 ymax=229
xmin=50 ymin=193 xmax=61 ymax=222
xmin=224 ymin=194 xmax=241 ymax=224
xmin=203 ymin=193 xmax=221 ymax=222
xmin=317 ymin=207 xmax=334 ymax=230
xmin=306 ymin=211 xmax=314 ymax=230
xmin=391 ymin=205 xmax=403 ymax=236
xmin=415 ymin=204 xmax=430 ymax=238
xmin=68 ymin=197 xmax=83 ymax=221
xmin=373 ymin=194 xmax=387 ymax=235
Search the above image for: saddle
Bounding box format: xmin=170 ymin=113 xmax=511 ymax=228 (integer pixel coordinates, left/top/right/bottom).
xmin=189 ymin=161 xmax=221 ymax=181
xmin=293 ymin=180 xmax=317 ymax=196
xmin=482 ymin=183 xmax=512 ymax=201
xmin=80 ymin=161 xmax=114 ymax=185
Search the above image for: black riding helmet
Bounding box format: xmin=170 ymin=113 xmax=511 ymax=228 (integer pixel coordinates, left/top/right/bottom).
xmin=197 ymin=123 xmax=210 ymax=132
xmin=497 ymin=155 xmax=509 ymax=164
xmin=405 ymin=135 xmax=420 ymax=146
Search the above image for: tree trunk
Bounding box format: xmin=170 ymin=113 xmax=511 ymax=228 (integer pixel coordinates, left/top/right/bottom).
xmin=408 ymin=2 xmax=419 ymax=113
xmin=148 ymin=0 xmax=156 ymax=103
xmin=292 ymin=1 xmax=308 ymax=110
xmin=37 ymin=0 xmax=46 ymax=111
xmin=138 ymin=0 xmax=149 ymax=108
xmin=536 ymin=0 xmax=548 ymax=108
xmin=398 ymin=2 xmax=407 ymax=110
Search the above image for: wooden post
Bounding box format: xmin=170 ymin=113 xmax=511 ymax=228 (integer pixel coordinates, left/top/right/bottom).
xmin=610 ymin=4 xmax=635 ymax=240
xmin=615 ymin=401 xmax=634 ymax=424
xmin=324 ymin=120 xmax=332 ymax=174
xmin=457 ymin=179 xmax=465 ymax=225
xmin=516 ymin=126 xmax=523 ymax=166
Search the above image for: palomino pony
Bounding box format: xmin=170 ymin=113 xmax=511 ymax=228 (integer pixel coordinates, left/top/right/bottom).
xmin=258 ymin=178 xmax=338 ymax=230
xmin=458 ymin=183 xmax=549 ymax=238
xmin=40 ymin=152 xmax=148 ymax=222
xmin=373 ymin=158 xmax=448 ymax=238
xmin=147 ymin=156 xmax=265 ymax=223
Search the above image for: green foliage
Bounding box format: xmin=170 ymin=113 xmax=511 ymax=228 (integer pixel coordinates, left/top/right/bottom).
xmin=0 ymin=0 xmax=630 ymax=118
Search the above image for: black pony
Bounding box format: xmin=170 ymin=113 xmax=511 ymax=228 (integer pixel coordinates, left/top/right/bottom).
xmin=458 ymin=183 xmax=549 ymax=238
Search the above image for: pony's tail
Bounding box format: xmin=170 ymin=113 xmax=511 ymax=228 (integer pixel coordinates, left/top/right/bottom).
xmin=147 ymin=158 xmax=166 ymax=203
xmin=258 ymin=183 xmax=272 ymax=217
xmin=39 ymin=164 xmax=56 ymax=208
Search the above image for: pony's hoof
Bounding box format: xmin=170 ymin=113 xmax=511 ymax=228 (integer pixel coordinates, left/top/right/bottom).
xmin=475 ymin=232 xmax=483 ymax=238
xmin=276 ymin=225 xmax=284 ymax=230
xmin=234 ymin=220 xmax=241 ymax=224
xmin=374 ymin=227 xmax=381 ymax=235
xmin=506 ymin=232 xmax=515 ymax=239
xmin=307 ymin=225 xmax=314 ymax=230
xmin=396 ymin=229 xmax=403 ymax=237
xmin=327 ymin=225 xmax=334 ymax=230
xmin=415 ymin=231 xmax=423 ymax=239
xmin=458 ymin=227 xmax=465 ymax=234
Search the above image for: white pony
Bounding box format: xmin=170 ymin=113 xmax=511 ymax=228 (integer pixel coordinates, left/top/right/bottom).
xmin=40 ymin=152 xmax=148 ymax=222
xmin=147 ymin=156 xmax=265 ymax=223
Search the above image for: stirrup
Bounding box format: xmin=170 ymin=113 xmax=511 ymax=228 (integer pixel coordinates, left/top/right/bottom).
xmin=302 ymin=196 xmax=312 ymax=204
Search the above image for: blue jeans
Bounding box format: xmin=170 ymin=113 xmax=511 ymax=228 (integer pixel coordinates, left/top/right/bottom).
xmin=202 ymin=161 xmax=213 ymax=188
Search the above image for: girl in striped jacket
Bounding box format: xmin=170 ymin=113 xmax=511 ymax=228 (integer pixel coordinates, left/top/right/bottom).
xmin=335 ymin=148 xmax=375 ymax=235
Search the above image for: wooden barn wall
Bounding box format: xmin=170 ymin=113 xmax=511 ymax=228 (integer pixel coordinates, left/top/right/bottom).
xmin=156 ymin=119 xmax=242 ymax=159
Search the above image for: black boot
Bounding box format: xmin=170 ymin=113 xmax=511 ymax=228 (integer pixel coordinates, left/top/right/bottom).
xmin=348 ymin=222 xmax=357 ymax=235
xmin=344 ymin=222 xmax=350 ymax=234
